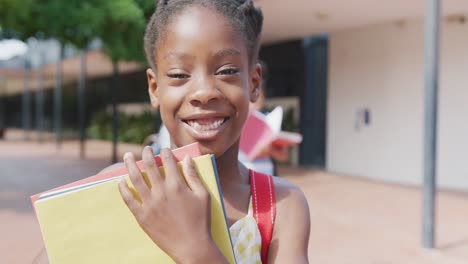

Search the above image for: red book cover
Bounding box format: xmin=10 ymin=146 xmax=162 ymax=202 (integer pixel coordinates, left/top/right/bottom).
xmin=239 ymin=107 xmax=302 ymax=161
xmin=31 ymin=142 xmax=202 ymax=203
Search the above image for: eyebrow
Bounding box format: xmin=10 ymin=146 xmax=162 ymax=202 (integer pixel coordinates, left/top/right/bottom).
xmin=162 ymin=49 xmax=241 ymax=60
xmin=163 ymin=52 xmax=195 ymax=60
xmin=213 ymin=49 xmax=241 ymax=59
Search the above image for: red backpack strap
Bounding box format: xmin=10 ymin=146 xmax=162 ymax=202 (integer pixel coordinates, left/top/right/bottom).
xmin=250 ymin=170 xmax=276 ymax=263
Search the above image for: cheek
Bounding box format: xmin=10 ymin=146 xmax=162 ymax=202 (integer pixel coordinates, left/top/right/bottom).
xmin=224 ymin=82 xmax=250 ymax=108
xmin=159 ymin=85 xmax=185 ymax=106
xmin=230 ymin=87 xmax=251 ymax=125
xmin=158 ymin=87 xmax=185 ymax=124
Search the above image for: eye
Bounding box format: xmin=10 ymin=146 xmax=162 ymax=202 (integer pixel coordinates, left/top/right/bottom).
xmin=216 ymin=68 xmax=239 ymax=75
xmin=167 ymin=73 xmax=190 ymax=79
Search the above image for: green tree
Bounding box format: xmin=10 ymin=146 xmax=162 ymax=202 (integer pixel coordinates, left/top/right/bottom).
xmin=0 ymin=0 xmax=36 ymax=39
xmin=1 ymin=0 xmax=156 ymax=161
xmin=1 ymin=0 xmax=106 ymax=147
xmin=96 ymin=0 xmax=154 ymax=162
xmin=36 ymin=0 xmax=110 ymax=152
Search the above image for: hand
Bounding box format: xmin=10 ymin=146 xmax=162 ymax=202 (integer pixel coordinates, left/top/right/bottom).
xmin=118 ymin=147 xmax=220 ymax=262
xmin=258 ymin=143 xmax=289 ymax=162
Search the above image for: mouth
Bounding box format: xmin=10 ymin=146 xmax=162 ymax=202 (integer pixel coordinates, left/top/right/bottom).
xmin=185 ymin=117 xmax=228 ymax=131
xmin=182 ymin=116 xmax=230 ymax=140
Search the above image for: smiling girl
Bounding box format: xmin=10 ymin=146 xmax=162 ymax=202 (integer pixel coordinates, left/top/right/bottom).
xmin=119 ymin=1 xmax=310 ymax=263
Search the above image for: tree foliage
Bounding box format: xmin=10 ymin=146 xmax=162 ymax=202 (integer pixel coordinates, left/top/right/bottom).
xmin=0 ymin=0 xmax=156 ymax=63
xmin=98 ymin=0 xmax=147 ymax=63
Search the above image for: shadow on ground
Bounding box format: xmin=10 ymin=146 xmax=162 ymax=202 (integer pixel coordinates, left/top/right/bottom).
xmin=0 ymin=155 xmax=109 ymax=213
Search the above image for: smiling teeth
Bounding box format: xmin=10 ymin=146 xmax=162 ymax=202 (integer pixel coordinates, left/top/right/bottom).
xmin=187 ymin=119 xmax=225 ymax=131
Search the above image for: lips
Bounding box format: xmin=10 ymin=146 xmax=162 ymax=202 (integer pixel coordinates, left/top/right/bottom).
xmin=182 ymin=115 xmax=230 ymax=140
xmin=186 ymin=118 xmax=227 ymax=131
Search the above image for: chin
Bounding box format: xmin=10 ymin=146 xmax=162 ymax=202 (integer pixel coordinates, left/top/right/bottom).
xmin=200 ymin=140 xmax=240 ymax=159
xmin=195 ymin=142 xmax=224 ymax=157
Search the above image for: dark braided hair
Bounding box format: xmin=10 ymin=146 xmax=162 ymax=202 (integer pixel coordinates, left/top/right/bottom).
xmin=144 ymin=0 xmax=263 ymax=69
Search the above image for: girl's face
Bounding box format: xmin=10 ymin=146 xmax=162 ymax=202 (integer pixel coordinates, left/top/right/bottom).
xmin=147 ymin=5 xmax=262 ymax=157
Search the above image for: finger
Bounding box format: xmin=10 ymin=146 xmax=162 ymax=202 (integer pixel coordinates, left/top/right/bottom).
xmin=142 ymin=146 xmax=164 ymax=190
xmin=182 ymin=155 xmax=206 ymax=193
xmin=160 ymin=148 xmax=185 ymax=189
xmin=124 ymin=152 xmax=151 ymax=201
xmin=276 ymin=147 xmax=289 ymax=161
xmin=118 ymin=178 xmax=142 ymax=215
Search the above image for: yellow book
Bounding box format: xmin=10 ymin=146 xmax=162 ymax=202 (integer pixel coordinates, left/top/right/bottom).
xmin=32 ymin=153 xmax=235 ymax=264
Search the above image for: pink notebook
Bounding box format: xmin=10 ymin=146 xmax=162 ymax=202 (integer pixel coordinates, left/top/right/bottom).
xmin=240 ymin=107 xmax=302 ymax=160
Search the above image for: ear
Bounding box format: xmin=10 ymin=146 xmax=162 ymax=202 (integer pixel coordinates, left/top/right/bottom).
xmin=249 ymin=62 xmax=262 ymax=103
xmin=146 ymin=68 xmax=159 ymax=109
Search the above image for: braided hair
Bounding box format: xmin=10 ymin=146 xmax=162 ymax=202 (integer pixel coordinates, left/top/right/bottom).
xmin=144 ymin=0 xmax=263 ymax=69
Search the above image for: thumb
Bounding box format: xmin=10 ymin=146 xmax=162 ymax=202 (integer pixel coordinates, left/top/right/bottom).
xmin=182 ymin=155 xmax=207 ymax=194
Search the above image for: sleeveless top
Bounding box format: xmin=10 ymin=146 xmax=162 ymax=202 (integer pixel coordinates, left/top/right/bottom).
xmin=229 ymin=170 xmax=277 ymax=264
xmin=229 ymin=196 xmax=262 ymax=264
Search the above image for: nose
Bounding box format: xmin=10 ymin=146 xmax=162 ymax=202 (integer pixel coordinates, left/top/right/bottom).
xmin=188 ymin=77 xmax=222 ymax=105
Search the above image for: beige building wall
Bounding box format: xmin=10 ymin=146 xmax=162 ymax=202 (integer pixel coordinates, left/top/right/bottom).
xmin=327 ymin=18 xmax=468 ymax=190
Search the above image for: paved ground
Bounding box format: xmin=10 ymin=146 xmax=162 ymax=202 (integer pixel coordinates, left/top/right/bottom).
xmin=1 ymin=129 xmax=467 ymax=263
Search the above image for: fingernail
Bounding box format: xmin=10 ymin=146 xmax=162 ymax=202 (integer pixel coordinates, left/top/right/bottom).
xmin=144 ymin=146 xmax=153 ymax=155
xmin=123 ymin=152 xmax=133 ymax=161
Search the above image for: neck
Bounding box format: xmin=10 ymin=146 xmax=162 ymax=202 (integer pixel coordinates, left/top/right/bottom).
xmin=215 ymin=141 xmax=249 ymax=187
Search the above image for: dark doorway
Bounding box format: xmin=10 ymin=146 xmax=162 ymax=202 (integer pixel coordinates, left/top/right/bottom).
xmin=300 ymin=36 xmax=328 ymax=167
xmin=259 ymin=37 xmax=328 ymax=168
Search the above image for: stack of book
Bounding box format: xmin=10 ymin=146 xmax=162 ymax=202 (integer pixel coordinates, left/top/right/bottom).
xmin=31 ymin=143 xmax=236 ymax=264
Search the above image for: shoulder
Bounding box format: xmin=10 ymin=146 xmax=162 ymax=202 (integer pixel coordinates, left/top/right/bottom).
xmin=272 ymin=177 xmax=310 ymax=233
xmin=272 ymin=176 xmax=309 ymax=212
xmin=269 ymin=176 xmax=310 ymax=263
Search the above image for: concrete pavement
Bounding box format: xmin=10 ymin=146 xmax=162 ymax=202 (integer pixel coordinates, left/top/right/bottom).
xmin=1 ymin=129 xmax=467 ymax=263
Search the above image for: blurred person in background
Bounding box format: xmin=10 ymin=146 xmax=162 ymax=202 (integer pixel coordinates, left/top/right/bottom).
xmin=239 ymin=61 xmax=289 ymax=175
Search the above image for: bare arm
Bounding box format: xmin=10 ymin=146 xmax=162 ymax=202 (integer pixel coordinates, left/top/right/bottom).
xmin=268 ymin=177 xmax=311 ymax=263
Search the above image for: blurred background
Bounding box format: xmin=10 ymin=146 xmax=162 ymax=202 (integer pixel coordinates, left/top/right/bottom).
xmin=1 ymin=0 xmax=467 ymax=263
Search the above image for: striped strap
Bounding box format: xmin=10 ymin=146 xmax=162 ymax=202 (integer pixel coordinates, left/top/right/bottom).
xmin=250 ymin=170 xmax=276 ymax=263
